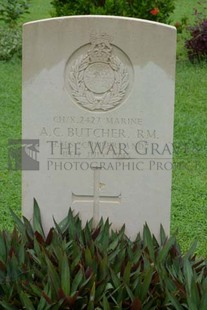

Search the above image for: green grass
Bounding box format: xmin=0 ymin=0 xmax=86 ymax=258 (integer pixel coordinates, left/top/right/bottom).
xmin=171 ymin=0 xmax=205 ymax=60
xmin=0 ymin=0 xmax=207 ymax=255
xmin=0 ymin=0 xmax=52 ymax=228
xmin=171 ymin=0 xmax=199 ymax=23
xmin=0 ymin=59 xmax=22 ymax=229
xmin=22 ymin=0 xmax=52 ymax=23
xmin=171 ymin=62 xmax=207 ymax=255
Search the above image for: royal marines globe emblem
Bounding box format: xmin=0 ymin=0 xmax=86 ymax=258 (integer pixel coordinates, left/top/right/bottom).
xmin=65 ymin=33 xmax=134 ymax=112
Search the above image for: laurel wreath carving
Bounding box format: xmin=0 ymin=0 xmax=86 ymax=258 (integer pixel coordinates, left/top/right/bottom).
xmin=68 ymin=54 xmax=129 ymax=111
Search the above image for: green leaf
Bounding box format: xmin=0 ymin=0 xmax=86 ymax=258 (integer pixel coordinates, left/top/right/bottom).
xmin=10 ymin=208 xmax=25 ymax=237
xmin=99 ymin=219 xmax=110 ymax=251
xmin=71 ymin=245 xmax=81 ymax=272
xmin=167 ymin=292 xmax=184 ymax=310
xmin=157 ymin=236 xmax=176 ymax=263
xmin=85 ymin=247 xmax=93 ymax=267
xmin=139 ymin=267 xmax=153 ymax=301
xmin=102 ymin=295 xmax=110 ymax=310
xmin=99 ymin=255 xmax=108 ymax=282
xmin=23 ymin=216 xmax=34 ymax=240
xmin=108 ymin=242 xmax=125 ymax=263
xmin=187 ymin=280 xmax=200 ymax=308
xmin=200 ymin=292 xmax=207 ymax=309
xmin=95 ymin=281 xmax=107 ymax=300
xmin=33 ymin=199 xmax=45 ymax=237
xmin=29 ymin=283 xmax=42 ymax=298
xmin=45 ymin=255 xmax=60 ymax=293
xmin=27 ymin=249 xmax=41 ymax=266
xmin=61 ymin=253 xmax=70 ymax=296
xmin=143 ymin=223 xmax=155 ymax=260
xmin=20 ymin=290 xmax=35 ymax=310
xmin=17 ymin=243 xmax=25 ymax=265
xmin=67 ymin=208 xmax=77 ymax=240
xmin=123 ymin=261 xmax=131 ymax=286
xmin=8 ymin=254 xmax=19 ymax=282
xmin=37 ymin=283 xmax=52 ymax=309
xmin=89 ymin=281 xmax=96 ymax=303
xmin=183 ymin=258 xmax=193 ymax=294
xmin=54 ymin=214 xmax=69 ymax=235
xmin=0 ymin=233 xmax=7 ymax=262
xmin=84 ymin=221 xmax=92 ymax=244
xmin=107 ymin=234 xmax=120 ymax=252
xmin=0 ymin=301 xmax=17 ymax=310
xmin=87 ymin=302 xmax=94 ymax=310
xmin=184 ymin=240 xmax=197 ymax=259
xmin=160 ymin=224 xmax=167 ymax=245
xmin=125 ymin=284 xmax=134 ymax=301
xmin=71 ymin=268 xmax=83 ymax=293
xmin=87 ymin=282 xmax=96 ymax=309
xmin=110 ymin=268 xmax=121 ymax=288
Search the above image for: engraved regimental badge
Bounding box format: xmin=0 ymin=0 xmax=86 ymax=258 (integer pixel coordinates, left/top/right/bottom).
xmin=65 ymin=33 xmax=133 ymax=112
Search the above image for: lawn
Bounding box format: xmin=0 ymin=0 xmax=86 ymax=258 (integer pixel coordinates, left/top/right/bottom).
xmin=171 ymin=62 xmax=207 ymax=254
xmin=0 ymin=0 xmax=207 ymax=255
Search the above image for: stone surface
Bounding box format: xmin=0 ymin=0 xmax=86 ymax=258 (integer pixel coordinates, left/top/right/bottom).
xmin=22 ymin=16 xmax=176 ymax=239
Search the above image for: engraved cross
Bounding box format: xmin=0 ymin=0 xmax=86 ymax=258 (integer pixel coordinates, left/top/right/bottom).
xmin=72 ymin=168 xmax=121 ymax=227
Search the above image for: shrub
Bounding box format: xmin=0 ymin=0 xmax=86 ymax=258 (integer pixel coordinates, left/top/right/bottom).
xmin=50 ymin=0 xmax=175 ymax=24
xmin=0 ymin=26 xmax=22 ymax=60
xmin=0 ymin=0 xmax=30 ymax=60
xmin=174 ymin=16 xmax=188 ymax=34
xmin=185 ymin=3 xmax=207 ymax=62
xmin=1 ymin=201 xmax=207 ymax=308
xmin=0 ymin=0 xmax=29 ymax=27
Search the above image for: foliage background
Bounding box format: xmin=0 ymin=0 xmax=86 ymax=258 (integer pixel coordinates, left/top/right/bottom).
xmin=50 ymin=0 xmax=175 ymax=23
xmin=0 ymin=0 xmax=206 ymax=256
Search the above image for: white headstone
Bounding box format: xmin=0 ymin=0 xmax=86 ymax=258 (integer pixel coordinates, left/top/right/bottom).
xmin=22 ymin=16 xmax=176 ymax=239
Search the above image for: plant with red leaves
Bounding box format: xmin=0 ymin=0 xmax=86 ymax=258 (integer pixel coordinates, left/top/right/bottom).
xmin=185 ymin=2 xmax=207 ymax=62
